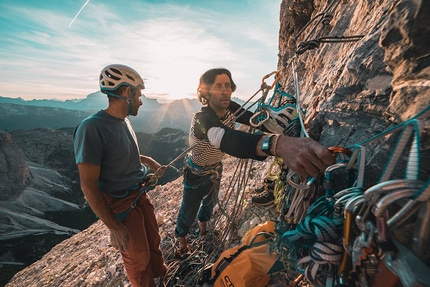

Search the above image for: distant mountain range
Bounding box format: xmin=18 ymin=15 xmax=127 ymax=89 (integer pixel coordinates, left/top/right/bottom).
xmin=0 ymin=93 xmax=248 ymax=133
xmin=0 ymin=92 xmax=163 ymax=111
xmin=0 ymin=126 xmax=190 ymax=284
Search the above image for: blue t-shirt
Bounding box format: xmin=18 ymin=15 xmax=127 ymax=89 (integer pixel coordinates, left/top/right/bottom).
xmin=73 ymin=110 xmax=147 ymax=193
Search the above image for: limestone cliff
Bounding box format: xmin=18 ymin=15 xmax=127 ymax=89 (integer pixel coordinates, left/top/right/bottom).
xmin=278 ymin=0 xmax=429 ymax=184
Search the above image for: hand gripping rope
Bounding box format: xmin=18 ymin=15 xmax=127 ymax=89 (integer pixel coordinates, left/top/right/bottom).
xmin=114 ymin=140 xmax=204 ymax=223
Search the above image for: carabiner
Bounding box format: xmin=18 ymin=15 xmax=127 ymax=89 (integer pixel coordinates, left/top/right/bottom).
xmin=333 ymin=191 xmax=362 ymax=218
xmin=373 ymin=188 xmax=420 ymax=218
xmin=363 ymin=179 xmax=422 ymax=204
xmin=249 ymin=109 xmax=269 ymax=127
xmin=333 ymin=186 xmax=363 ymax=201
xmin=261 ymin=70 xmax=280 ymax=91
xmin=328 ymin=146 xmax=353 ymax=158
xmin=413 ymin=201 xmax=430 ymax=259
xmin=323 ymin=161 xmax=355 ymax=196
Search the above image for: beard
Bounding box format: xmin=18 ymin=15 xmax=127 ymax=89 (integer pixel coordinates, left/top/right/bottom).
xmin=207 ymin=92 xmax=231 ymax=106
xmin=131 ymin=105 xmax=140 ymax=116
xmin=128 ymin=97 xmax=142 ymax=116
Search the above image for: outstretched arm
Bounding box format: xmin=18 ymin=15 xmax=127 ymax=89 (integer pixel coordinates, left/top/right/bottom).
xmin=255 ymin=135 xmax=335 ymax=177
xmin=194 ymin=110 xmax=267 ymax=160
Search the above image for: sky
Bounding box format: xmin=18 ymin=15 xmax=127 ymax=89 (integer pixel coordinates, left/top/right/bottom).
xmin=0 ymin=0 xmax=281 ymax=103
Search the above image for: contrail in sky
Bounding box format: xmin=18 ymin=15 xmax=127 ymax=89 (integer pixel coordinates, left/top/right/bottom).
xmin=68 ymin=0 xmax=90 ymax=28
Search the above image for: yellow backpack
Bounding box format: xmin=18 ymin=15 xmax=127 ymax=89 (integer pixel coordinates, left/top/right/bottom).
xmin=210 ymin=221 xmax=284 ymax=287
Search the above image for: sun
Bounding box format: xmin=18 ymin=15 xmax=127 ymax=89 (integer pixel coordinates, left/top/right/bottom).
xmin=143 ymin=60 xmax=208 ymax=103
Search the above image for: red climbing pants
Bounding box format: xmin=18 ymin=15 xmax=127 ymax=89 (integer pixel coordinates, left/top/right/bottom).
xmin=104 ymin=192 xmax=167 ymax=287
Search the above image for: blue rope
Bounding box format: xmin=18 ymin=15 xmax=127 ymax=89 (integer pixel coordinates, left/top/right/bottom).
xmin=280 ymin=196 xmax=343 ymax=286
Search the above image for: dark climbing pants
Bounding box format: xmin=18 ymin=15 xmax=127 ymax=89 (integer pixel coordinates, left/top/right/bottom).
xmin=175 ymin=166 xmax=222 ymax=238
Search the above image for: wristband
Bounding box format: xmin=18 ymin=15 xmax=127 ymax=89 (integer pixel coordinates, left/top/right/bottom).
xmin=261 ymin=134 xmax=274 ymax=156
xmin=271 ymin=135 xmax=281 ymax=157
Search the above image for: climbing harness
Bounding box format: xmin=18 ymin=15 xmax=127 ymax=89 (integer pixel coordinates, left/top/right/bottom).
xmin=112 ymin=140 xmax=204 ymax=223
xmin=114 ymin=173 xmax=158 ymax=223
xmin=184 ymin=155 xmax=222 ymax=177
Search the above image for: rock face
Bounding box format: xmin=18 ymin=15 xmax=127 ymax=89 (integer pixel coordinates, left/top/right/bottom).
xmin=0 ymin=131 xmax=31 ymax=201
xmin=4 ymin=0 xmax=430 ymax=286
xmin=278 ymin=0 xmax=430 ymax=185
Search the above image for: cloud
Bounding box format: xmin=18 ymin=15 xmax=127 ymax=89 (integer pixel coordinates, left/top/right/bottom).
xmin=0 ymin=0 xmax=279 ymax=102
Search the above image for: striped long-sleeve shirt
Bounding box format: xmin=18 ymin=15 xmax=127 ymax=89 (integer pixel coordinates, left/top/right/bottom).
xmin=187 ymin=101 xmax=267 ymax=169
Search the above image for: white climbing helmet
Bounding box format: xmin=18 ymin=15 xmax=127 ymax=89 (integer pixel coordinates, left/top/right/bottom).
xmin=99 ymin=64 xmax=145 ymax=92
xmin=263 ymin=103 xmax=300 ymax=134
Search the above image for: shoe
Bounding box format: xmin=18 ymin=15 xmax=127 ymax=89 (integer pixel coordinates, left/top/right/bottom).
xmin=252 ymin=190 xmax=275 ymax=206
xmin=252 ymin=178 xmax=275 ymax=194
xmin=252 ymin=186 xmax=266 ymax=194
xmin=175 ymin=246 xmax=191 ymax=260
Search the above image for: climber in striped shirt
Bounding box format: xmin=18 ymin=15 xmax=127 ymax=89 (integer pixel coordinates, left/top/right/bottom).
xmin=174 ymin=68 xmax=335 ymax=258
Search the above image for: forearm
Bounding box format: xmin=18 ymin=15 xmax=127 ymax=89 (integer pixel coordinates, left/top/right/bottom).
xmin=257 ymin=134 xmax=336 ymax=177
xmin=76 ymin=163 xmax=129 ymax=251
xmin=81 ymin=183 xmax=121 ymax=230
xmin=219 ymin=128 xmax=266 ymax=160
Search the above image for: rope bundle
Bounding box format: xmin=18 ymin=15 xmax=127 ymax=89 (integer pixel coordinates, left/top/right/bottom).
xmin=280 ymin=204 xmax=344 ymax=286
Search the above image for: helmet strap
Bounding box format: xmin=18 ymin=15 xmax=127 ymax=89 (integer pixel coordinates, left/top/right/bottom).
xmin=128 ymin=88 xmax=136 ymax=116
xmin=106 ymin=91 xmax=128 ymax=101
xmin=105 ymin=85 xmax=136 ymax=116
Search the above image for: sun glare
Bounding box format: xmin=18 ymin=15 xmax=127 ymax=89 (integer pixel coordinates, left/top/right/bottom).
xmin=132 ymin=19 xmax=233 ymax=103
xmin=142 ymin=51 xmax=208 ymax=102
